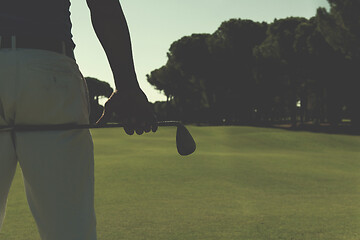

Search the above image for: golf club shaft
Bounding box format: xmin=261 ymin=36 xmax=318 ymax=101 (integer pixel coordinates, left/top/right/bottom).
xmin=0 ymin=121 xmax=181 ymax=132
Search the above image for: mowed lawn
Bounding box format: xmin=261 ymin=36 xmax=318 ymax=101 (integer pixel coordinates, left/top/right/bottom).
xmin=1 ymin=126 xmax=360 ymax=240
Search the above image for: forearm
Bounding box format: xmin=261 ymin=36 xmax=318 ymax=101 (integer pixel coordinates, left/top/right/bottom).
xmin=87 ymin=0 xmax=140 ymax=90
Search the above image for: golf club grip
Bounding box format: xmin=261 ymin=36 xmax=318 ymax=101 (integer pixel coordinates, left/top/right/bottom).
xmin=0 ymin=121 xmax=181 ymax=132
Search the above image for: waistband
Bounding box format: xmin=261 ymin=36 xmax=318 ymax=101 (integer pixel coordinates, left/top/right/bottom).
xmin=0 ymin=35 xmax=75 ymax=60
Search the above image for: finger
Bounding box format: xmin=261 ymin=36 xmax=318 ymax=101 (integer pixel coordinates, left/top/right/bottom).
xmin=135 ymin=128 xmax=144 ymax=135
xmin=151 ymin=123 xmax=158 ymax=133
xmin=134 ymin=119 xmax=146 ymax=135
xmin=151 ymin=115 xmax=158 ymax=132
xmin=123 ymin=117 xmax=136 ymax=135
xmin=139 ymin=112 xmax=157 ymax=133
xmin=124 ymin=126 xmax=135 ymax=135
xmin=144 ymin=123 xmax=151 ymax=133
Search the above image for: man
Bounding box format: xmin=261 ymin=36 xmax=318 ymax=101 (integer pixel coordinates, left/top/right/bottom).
xmin=0 ymin=0 xmax=157 ymax=239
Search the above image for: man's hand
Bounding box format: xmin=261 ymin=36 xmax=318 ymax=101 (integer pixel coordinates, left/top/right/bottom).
xmin=88 ymin=0 xmax=157 ymax=135
xmin=96 ymin=89 xmax=158 ymax=135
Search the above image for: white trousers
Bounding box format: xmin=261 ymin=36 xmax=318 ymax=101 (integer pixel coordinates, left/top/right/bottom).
xmin=0 ymin=49 xmax=97 ymax=240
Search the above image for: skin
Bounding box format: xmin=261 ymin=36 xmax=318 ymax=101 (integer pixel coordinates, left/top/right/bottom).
xmin=86 ymin=0 xmax=158 ymax=135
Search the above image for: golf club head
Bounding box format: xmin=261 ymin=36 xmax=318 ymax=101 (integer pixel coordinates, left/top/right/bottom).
xmin=176 ymin=123 xmax=196 ymax=156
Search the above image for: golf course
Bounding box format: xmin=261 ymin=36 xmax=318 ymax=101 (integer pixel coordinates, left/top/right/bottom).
xmin=1 ymin=126 xmax=359 ymax=240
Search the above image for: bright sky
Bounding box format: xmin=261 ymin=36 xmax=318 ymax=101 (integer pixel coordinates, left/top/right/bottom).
xmin=70 ymin=0 xmax=330 ymax=103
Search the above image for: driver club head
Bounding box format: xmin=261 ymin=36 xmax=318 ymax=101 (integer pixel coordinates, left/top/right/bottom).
xmin=176 ymin=123 xmax=196 ymax=156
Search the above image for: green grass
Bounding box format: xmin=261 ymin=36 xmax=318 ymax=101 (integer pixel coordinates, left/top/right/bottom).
xmin=1 ymin=126 xmax=360 ymax=240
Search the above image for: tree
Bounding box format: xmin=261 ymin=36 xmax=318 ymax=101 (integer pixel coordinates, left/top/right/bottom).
xmin=293 ymin=17 xmax=346 ymax=126
xmin=317 ymin=0 xmax=360 ymax=59
xmin=147 ymin=9 xmax=359 ymax=127
xmin=207 ymin=19 xmax=267 ymax=123
xmin=147 ymin=19 xmax=267 ymax=123
xmin=316 ymin=0 xmax=360 ymax=126
xmin=253 ymin=17 xmax=307 ymax=125
xmin=148 ymin=34 xmax=212 ymax=122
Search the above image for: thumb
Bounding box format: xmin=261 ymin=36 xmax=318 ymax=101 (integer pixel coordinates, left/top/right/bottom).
xmin=96 ymin=106 xmax=112 ymax=125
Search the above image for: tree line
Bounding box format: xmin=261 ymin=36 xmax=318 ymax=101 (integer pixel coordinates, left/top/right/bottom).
xmin=146 ymin=0 xmax=360 ymax=127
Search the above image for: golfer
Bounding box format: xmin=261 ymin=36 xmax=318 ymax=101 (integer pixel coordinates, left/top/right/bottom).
xmin=0 ymin=0 xmax=157 ymax=239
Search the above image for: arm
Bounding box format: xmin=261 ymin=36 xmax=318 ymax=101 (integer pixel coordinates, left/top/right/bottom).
xmin=87 ymin=0 xmax=138 ymax=90
xmin=87 ymin=0 xmax=157 ymax=134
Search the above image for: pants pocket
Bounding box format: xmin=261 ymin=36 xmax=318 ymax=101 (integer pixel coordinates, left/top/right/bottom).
xmin=15 ymin=59 xmax=89 ymax=125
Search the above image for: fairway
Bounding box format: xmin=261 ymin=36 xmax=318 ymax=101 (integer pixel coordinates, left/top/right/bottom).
xmin=1 ymin=126 xmax=360 ymax=240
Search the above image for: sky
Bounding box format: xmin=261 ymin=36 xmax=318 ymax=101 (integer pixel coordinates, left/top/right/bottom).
xmin=69 ymin=0 xmax=330 ymax=103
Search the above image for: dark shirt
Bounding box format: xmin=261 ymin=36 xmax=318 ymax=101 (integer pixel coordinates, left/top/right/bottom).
xmin=0 ymin=0 xmax=75 ymax=49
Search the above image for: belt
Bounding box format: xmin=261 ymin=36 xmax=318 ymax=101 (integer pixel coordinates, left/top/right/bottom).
xmin=0 ymin=35 xmax=75 ymax=59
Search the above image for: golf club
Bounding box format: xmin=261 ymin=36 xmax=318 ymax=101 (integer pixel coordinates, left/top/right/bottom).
xmin=0 ymin=121 xmax=196 ymax=156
